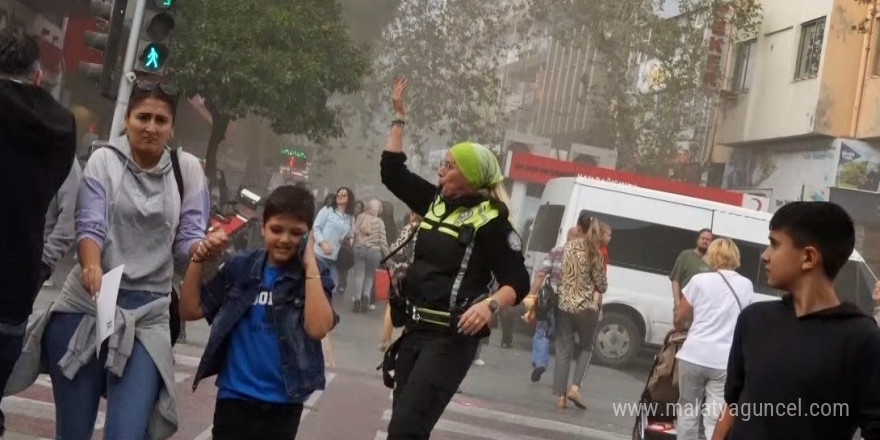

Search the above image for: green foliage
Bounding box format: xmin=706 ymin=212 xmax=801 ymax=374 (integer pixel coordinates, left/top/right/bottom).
xmin=839 ymin=160 xmax=869 ymax=188
xmin=167 ymin=0 xmax=371 ymax=176
xmin=363 ymin=0 xmax=527 ymax=151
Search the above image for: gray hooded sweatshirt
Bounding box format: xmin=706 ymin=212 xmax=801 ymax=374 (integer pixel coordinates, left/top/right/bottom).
xmin=76 ymin=135 xmax=210 ymax=292
xmin=3 ymin=136 xmax=210 ymax=439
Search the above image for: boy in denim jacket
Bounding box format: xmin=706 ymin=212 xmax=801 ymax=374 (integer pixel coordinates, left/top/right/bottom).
xmin=180 ymin=185 xmax=337 ymax=439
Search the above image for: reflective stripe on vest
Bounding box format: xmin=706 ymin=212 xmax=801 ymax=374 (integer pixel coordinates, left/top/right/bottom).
xmin=419 ymin=198 xmax=499 ymax=237
xmin=418 ymin=197 xmax=500 ymax=310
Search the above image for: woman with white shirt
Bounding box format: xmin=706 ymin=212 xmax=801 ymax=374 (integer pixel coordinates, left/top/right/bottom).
xmin=673 ymin=238 xmax=752 ymax=440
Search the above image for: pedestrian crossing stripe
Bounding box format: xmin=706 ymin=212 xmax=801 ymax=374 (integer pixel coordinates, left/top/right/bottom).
xmin=444 ymin=401 xmax=628 ymax=439
xmin=378 ymin=402 xmax=630 ymax=440
xmin=0 ymin=396 xmax=106 ymax=430
xmin=180 ymin=372 xmax=336 ymax=440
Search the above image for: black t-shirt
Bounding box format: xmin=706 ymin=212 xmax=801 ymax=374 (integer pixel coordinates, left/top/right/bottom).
xmin=380 ymin=151 xmax=530 ymax=310
xmin=725 ymin=295 xmax=880 ymax=440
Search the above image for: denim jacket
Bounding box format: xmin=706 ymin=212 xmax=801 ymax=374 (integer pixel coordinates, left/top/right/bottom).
xmin=192 ymin=249 xmax=337 ymax=400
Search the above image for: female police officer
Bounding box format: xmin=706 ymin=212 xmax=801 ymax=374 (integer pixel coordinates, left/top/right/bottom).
xmin=379 ymin=78 xmax=530 ymax=439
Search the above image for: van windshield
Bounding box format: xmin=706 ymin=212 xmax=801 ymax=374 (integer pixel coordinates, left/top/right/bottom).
xmin=527 ymin=204 xmax=565 ymax=253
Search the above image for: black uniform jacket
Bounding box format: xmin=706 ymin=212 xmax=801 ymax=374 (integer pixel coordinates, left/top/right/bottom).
xmin=380 ymin=151 xmax=530 ymax=312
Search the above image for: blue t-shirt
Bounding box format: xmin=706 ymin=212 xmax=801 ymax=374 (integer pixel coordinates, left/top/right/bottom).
xmin=217 ymin=264 xmax=296 ymax=403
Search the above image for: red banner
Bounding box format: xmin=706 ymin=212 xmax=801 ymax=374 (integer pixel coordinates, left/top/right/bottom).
xmin=506 ymin=151 xmax=744 ymax=206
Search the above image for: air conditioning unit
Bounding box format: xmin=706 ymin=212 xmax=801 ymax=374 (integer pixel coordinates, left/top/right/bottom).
xmin=503 ymin=132 xmax=553 ymax=156
xmin=568 ymin=143 xmax=618 ymax=169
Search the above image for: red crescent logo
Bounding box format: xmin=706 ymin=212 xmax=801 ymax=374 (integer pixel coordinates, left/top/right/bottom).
xmin=753 ymin=197 xmax=763 ymax=211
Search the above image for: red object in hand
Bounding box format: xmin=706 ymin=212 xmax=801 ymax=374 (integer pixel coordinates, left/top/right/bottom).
xmin=210 ymin=214 xmax=247 ymax=236
xmin=374 ymin=269 xmax=390 ymax=301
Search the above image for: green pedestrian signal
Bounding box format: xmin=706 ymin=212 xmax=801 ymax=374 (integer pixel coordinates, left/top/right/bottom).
xmin=135 ymin=1 xmax=175 ymax=75
xmin=139 ymin=43 xmax=168 ymax=71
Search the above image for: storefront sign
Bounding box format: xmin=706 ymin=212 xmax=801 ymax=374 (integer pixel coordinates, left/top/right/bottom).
xmin=505 ymin=151 xmax=745 ymax=207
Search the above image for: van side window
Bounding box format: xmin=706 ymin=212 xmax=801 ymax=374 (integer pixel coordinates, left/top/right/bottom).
xmin=582 ymin=209 xmax=785 ymax=297
xmin=732 ymin=240 xmax=782 ymax=297
xmin=581 ymin=210 xmax=695 ymax=276
xmin=528 ymin=204 xmax=565 ymax=253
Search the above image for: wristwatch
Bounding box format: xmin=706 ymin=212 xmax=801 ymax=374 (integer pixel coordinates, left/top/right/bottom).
xmin=487 ymin=298 xmax=500 ymax=314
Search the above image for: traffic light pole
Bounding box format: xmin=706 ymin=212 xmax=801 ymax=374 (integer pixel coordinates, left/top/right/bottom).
xmin=109 ymin=0 xmax=148 ymax=138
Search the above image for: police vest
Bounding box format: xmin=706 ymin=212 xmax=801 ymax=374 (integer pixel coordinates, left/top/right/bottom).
xmin=417 ymin=197 xmax=500 ymax=311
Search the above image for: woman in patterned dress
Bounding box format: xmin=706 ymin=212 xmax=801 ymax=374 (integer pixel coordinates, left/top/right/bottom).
xmin=552 ymin=214 xmax=608 ymax=410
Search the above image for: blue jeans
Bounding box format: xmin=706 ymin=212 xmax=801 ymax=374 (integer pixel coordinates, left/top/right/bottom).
xmin=531 ymin=320 xmax=551 ymax=369
xmin=351 ymin=246 xmax=381 ymax=302
xmin=0 ymin=321 xmax=26 ymax=438
xmin=316 ymin=255 xmax=339 ymax=289
xmin=44 ymin=290 xmax=165 ymax=440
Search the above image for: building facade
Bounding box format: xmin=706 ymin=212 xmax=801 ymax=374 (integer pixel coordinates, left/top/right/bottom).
xmin=715 ymin=0 xmax=880 ymax=274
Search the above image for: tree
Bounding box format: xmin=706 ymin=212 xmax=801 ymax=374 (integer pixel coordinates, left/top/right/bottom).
xmin=528 ymin=0 xmax=762 ymax=176
xmin=168 ymin=0 xmax=371 ymax=183
xmin=360 ymin=0 xmax=529 ymax=154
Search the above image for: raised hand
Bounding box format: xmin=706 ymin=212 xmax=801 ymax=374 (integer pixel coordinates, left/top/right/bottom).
xmin=303 ymin=232 xmax=319 ymax=271
xmin=392 ymin=77 xmax=407 ymax=117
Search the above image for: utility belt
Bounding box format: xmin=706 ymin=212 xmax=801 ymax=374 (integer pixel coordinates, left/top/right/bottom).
xmin=378 ymin=295 xmax=490 ymax=390
xmin=404 ymin=296 xmax=490 ymax=338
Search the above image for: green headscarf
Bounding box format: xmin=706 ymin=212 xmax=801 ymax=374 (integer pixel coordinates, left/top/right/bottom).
xmin=448 ymin=142 xmax=504 ymax=189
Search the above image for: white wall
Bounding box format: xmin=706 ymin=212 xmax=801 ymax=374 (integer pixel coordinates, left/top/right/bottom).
xmin=717 ymin=0 xmax=834 ymax=144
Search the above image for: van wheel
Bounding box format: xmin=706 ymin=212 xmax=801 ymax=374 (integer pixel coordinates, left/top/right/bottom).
xmin=593 ymin=311 xmax=641 ymax=369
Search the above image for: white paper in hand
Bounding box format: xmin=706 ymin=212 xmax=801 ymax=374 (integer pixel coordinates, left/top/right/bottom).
xmin=96 ymin=265 xmax=124 ymax=358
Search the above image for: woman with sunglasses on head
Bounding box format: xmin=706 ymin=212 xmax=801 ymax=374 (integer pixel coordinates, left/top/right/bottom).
xmin=5 ymin=81 xmax=220 ymax=440
xmin=379 ymin=77 xmax=530 ymax=439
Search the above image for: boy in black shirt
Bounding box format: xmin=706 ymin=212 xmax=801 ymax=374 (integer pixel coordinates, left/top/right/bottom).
xmin=712 ymin=202 xmax=880 ymax=440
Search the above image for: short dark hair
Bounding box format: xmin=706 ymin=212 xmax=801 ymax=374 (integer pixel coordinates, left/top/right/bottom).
xmin=698 ymin=228 xmax=713 ymax=236
xmin=0 ymin=28 xmax=40 ymax=78
xmin=263 ymin=185 xmax=316 ymax=228
xmin=769 ymin=201 xmax=855 ymax=280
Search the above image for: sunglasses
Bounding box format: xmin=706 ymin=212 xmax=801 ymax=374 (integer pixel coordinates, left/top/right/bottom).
xmin=439 ymin=160 xmax=457 ymax=170
xmin=135 ymin=81 xmax=180 ymax=98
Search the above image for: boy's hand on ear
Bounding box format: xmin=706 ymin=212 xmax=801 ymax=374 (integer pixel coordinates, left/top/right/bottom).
xmin=303 ymin=232 xmax=319 ymax=272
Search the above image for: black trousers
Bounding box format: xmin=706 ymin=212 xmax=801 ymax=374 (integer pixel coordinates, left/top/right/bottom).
xmin=388 ymin=329 xmax=480 ymax=440
xmin=212 ymin=398 xmax=304 ymax=440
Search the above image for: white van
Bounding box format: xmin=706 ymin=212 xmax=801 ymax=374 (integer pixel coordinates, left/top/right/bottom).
xmin=524 ymin=176 xmax=877 ymax=369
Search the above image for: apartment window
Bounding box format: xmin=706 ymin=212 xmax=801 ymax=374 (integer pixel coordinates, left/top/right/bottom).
xmin=872 ymin=18 xmax=880 ymax=76
xmin=794 ymin=17 xmax=826 ymax=80
xmin=731 ymin=39 xmax=757 ymax=92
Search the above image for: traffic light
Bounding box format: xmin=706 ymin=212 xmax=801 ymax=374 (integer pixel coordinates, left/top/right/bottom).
xmin=79 ymin=0 xmax=129 ymax=98
xmin=135 ymin=0 xmax=176 ymax=74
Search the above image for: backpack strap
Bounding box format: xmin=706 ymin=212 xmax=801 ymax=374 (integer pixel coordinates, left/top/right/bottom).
xmin=169 ymin=148 xmax=184 ymax=202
